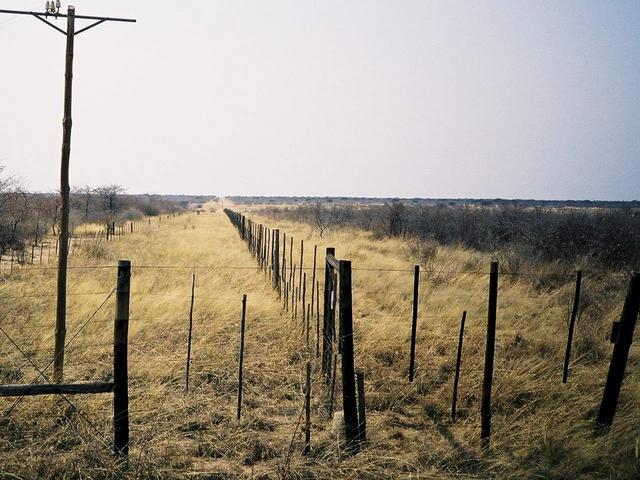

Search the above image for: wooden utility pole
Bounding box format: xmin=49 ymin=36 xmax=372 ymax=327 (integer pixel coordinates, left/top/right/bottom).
xmin=54 ymin=6 xmax=75 ymax=383
xmin=0 ymin=6 xmax=136 ymax=382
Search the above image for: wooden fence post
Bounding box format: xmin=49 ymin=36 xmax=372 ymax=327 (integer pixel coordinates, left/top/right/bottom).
xmin=562 ymin=270 xmax=582 ymax=383
xmin=185 ymin=273 xmax=196 ymax=393
xmin=322 ymin=247 xmax=336 ymax=379
xmin=597 ymin=272 xmax=640 ymax=426
xmin=452 ymin=310 xmax=467 ymax=420
xmin=409 ymin=265 xmax=420 ymax=382
xmin=339 ymin=259 xmax=359 ymax=450
xmin=237 ymin=294 xmax=247 ymax=420
xmin=273 ymin=229 xmax=280 ymax=294
xmin=114 ymin=259 xmax=131 ymax=457
xmin=481 ymin=262 xmax=498 ymax=451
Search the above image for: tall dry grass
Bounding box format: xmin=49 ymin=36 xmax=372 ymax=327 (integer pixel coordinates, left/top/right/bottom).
xmin=0 ymin=203 xmax=637 ymax=479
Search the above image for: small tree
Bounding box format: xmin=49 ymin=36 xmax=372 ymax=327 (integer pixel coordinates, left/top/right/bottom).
xmin=307 ymin=202 xmax=334 ymax=238
xmin=44 ymin=195 xmax=61 ymax=236
xmin=95 ymin=184 xmax=126 ymax=215
xmin=385 ymin=201 xmax=407 ymax=236
xmin=73 ymin=185 xmax=95 ymax=220
xmin=0 ymin=167 xmax=26 ymax=253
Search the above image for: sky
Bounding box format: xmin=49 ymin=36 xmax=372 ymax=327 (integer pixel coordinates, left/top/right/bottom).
xmin=0 ymin=1 xmax=638 ymax=200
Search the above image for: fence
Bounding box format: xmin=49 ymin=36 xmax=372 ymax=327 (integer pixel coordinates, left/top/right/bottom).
xmin=0 ymin=212 xmax=186 ymax=274
xmin=0 ymin=260 xmax=131 ymax=458
xmin=1 ymin=208 xmax=638 ymax=468
xmin=223 ymin=208 xmax=640 ymax=450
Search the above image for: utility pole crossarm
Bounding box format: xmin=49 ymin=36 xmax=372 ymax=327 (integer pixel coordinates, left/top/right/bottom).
xmin=0 ymin=8 xmax=135 ymax=35
xmin=0 ymin=9 xmax=136 ymax=23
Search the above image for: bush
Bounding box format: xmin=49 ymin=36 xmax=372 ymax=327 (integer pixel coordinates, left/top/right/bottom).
xmin=257 ymin=203 xmax=640 ymax=271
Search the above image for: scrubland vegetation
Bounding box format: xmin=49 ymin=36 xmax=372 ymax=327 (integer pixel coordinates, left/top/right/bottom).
xmin=0 ymin=202 xmax=638 ymax=479
xmin=0 ymin=166 xmax=184 ymax=258
xmin=259 ymin=202 xmax=640 ymax=271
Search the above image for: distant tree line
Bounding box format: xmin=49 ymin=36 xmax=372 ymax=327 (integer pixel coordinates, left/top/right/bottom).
xmin=229 ymin=195 xmax=640 ymax=209
xmin=258 ymin=202 xmax=640 ymax=271
xmin=0 ymin=166 xmax=184 ymax=255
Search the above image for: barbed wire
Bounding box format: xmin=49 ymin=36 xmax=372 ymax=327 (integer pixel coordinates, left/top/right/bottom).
xmin=0 ymin=291 xmax=115 ymax=299
xmin=1 ymin=262 xmax=632 ymax=278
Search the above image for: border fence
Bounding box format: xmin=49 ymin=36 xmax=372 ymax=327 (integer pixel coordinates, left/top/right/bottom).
xmin=0 ymin=208 xmax=638 ymax=468
xmin=224 ymin=207 xmax=640 ymax=449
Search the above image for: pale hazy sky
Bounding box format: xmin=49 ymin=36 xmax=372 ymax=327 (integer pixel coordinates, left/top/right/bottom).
xmin=1 ymin=1 xmax=638 ymax=199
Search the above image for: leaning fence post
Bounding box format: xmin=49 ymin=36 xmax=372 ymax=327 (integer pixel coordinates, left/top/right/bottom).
xmin=562 ymin=270 xmax=582 ymax=383
xmin=481 ymin=261 xmax=498 ymax=451
xmin=237 ymin=294 xmax=247 ymax=420
xmin=114 ymin=259 xmax=131 ymax=458
xmin=452 ymin=310 xmax=467 ymax=420
xmin=409 ymin=265 xmax=420 ymax=382
xmin=185 ymin=273 xmax=196 ymax=393
xmin=597 ymin=272 xmax=640 ymax=427
xmin=339 ymin=259 xmax=359 ymax=450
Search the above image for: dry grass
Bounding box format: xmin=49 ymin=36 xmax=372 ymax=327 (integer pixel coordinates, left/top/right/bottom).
xmin=0 ymin=203 xmax=638 ymax=479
